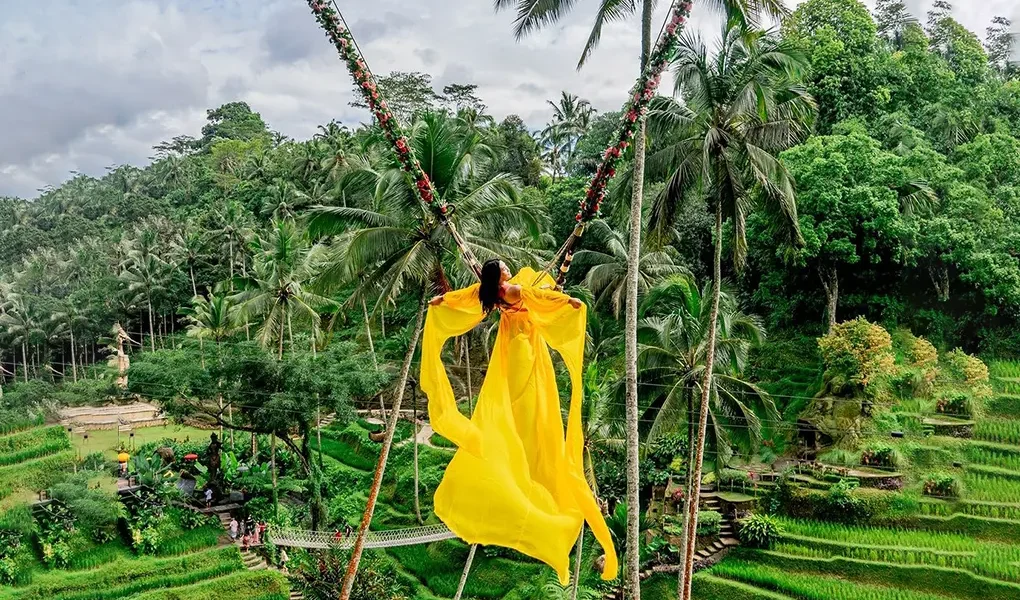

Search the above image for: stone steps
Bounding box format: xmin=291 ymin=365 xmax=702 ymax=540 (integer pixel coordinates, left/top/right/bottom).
xmin=241 ymin=550 xmax=267 ymax=571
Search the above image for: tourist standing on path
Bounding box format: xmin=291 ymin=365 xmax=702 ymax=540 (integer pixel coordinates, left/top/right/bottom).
xmin=229 ymin=517 xmax=238 ymax=541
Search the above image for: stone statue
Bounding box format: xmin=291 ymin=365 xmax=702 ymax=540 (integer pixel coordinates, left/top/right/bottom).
xmin=208 ymin=432 xmax=223 ymax=485
xmin=108 ymin=324 xmax=134 ymax=389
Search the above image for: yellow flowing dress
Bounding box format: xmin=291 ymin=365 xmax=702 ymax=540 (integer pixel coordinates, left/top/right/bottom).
xmin=420 ymin=268 xmax=619 ymax=585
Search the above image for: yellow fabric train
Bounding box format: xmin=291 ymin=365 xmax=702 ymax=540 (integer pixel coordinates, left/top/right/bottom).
xmin=420 ymin=267 xmax=619 ymax=585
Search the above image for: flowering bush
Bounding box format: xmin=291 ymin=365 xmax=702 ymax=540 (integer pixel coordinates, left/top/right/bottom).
xmin=909 ymin=336 xmax=938 ymax=369
xmin=818 ymin=318 xmax=896 ymax=396
xmin=943 ymin=349 xmax=989 ymax=385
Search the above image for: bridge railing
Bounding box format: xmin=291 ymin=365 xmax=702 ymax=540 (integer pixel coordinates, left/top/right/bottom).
xmin=269 ymin=523 xmax=455 ymax=550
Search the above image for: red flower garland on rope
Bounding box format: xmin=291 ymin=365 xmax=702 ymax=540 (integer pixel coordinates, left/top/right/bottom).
xmin=576 ymin=1 xmax=693 ymax=224
xmin=307 ymin=0 xmax=446 ymax=220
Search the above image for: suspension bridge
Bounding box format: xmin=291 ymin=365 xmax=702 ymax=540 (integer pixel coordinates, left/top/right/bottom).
xmin=270 ymin=523 xmax=456 ymax=550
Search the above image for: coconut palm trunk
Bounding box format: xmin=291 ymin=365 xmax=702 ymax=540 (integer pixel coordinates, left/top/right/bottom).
xmin=453 ymin=544 xmax=477 ymax=600
xmin=362 ymin=297 xmax=378 ymax=369
xmin=147 ymin=299 xmax=156 ymax=352
xmin=272 ymin=431 xmax=279 ymax=520
xmin=362 ymin=297 xmax=387 ymax=422
xmin=571 ymin=532 xmax=584 ymax=600
xmin=190 ymin=265 xmax=198 ymax=298
xmin=340 ymin=296 xmax=426 ymax=600
xmin=623 ymin=1 xmax=654 ymax=596
xmin=69 ymin=326 xmax=77 ymax=382
xmin=677 ymin=388 xmax=696 ymax=596
xmin=413 ymin=383 xmax=423 ymax=525
xmin=21 ymin=342 xmax=28 ymax=383
xmin=679 ymin=199 xmax=723 ymax=600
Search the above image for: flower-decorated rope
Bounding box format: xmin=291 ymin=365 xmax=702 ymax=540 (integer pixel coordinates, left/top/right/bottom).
xmin=576 ymin=1 xmax=692 ymax=224
xmin=306 ymin=0 xmax=481 ymax=277
xmin=554 ymin=0 xmax=693 ymax=285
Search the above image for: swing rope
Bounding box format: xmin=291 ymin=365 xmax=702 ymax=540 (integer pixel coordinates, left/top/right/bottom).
xmin=308 ymin=0 xmax=694 ymax=287
xmin=552 ymin=0 xmax=694 ymax=286
xmin=310 ymin=0 xmax=483 ymax=279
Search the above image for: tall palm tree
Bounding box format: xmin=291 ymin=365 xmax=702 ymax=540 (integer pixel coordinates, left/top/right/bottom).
xmin=573 ymin=220 xmax=687 ymax=318
xmin=232 ymin=219 xmax=335 ymax=359
xmin=50 ymin=303 xmax=89 ymax=382
xmin=119 ymin=251 xmax=168 ymax=353
xmin=644 ymin=16 xmax=814 ymax=598
xmin=171 ymin=227 xmax=208 ymax=297
xmin=180 ymin=292 xmax=239 ymax=363
xmin=308 ymin=111 xmax=545 ymax=594
xmin=542 ymin=92 xmax=596 ymax=174
xmin=0 ymin=295 xmax=39 ymax=382
xmin=498 ymin=2 xmax=791 ymax=594
xmin=637 ymin=276 xmax=775 ymax=460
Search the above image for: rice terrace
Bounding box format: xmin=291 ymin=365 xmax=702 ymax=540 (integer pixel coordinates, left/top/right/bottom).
xmin=3 ymin=0 xmax=1020 ymax=598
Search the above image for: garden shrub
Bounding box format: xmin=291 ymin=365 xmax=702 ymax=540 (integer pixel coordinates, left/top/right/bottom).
xmin=923 ymin=472 xmax=962 ymax=498
xmin=697 ymin=510 xmax=722 ymax=536
xmin=908 ymin=335 xmax=939 ymax=370
xmin=820 ymin=480 xmax=875 ymax=523
xmin=48 ymin=473 xmax=123 ymax=542
xmin=943 ymin=349 xmax=993 ymax=399
xmin=859 ymin=443 xmax=902 ymax=468
xmin=738 ymin=513 xmax=781 ymax=549
xmin=936 ymin=391 xmax=973 ymax=418
xmin=718 ymin=468 xmax=753 ymax=490
xmin=817 ymin=318 xmax=896 ymax=396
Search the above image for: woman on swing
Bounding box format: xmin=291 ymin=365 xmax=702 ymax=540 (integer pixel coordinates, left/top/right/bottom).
xmin=429 ymin=259 xmax=583 ymax=311
xmin=421 ymin=259 xmax=618 ymax=585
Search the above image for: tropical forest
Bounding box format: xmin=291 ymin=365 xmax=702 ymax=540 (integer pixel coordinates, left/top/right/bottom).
xmin=4 ymin=0 xmax=1020 ymax=598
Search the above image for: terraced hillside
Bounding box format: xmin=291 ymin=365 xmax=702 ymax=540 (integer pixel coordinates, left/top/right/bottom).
xmin=0 ymin=424 xmax=75 ymax=508
xmin=679 ymin=360 xmax=1020 ymax=600
xmin=0 ymin=544 xmax=288 ymax=600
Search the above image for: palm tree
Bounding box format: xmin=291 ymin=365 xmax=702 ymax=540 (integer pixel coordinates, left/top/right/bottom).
xmin=308 ymin=111 xmax=546 ymax=595
xmin=181 ymin=291 xmax=241 ymax=447
xmin=644 ymin=17 xmax=814 ymax=598
xmin=231 ymin=219 xmax=335 ymax=360
xmin=51 ymin=303 xmax=89 ymax=382
xmin=181 ymin=292 xmax=239 ymax=362
xmin=0 ymin=295 xmax=39 ymax=382
xmin=637 ymin=276 xmax=775 ymax=459
xmin=119 ymin=251 xmax=168 ymax=353
xmin=498 ymin=1 xmax=791 ymax=592
xmin=542 ymin=92 xmax=596 ymax=174
xmin=214 ymin=203 xmax=254 ymax=287
xmin=171 ymin=227 xmax=208 ymax=297
xmin=573 ymin=220 xmax=687 ymax=318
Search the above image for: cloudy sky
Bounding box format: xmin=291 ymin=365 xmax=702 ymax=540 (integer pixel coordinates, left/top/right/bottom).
xmin=0 ymin=0 xmax=1016 ymax=198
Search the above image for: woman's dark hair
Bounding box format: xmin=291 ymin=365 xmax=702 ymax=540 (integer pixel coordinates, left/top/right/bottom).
xmin=479 ymin=259 xmax=503 ymax=314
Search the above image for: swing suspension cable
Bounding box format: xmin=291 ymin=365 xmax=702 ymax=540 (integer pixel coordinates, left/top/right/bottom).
xmin=308 ymin=0 xmax=695 ymax=287
xmin=311 ymin=0 xmax=483 ymax=279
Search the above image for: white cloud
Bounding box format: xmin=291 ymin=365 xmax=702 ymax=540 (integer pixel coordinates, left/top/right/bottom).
xmin=0 ymin=0 xmax=1014 ymax=198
